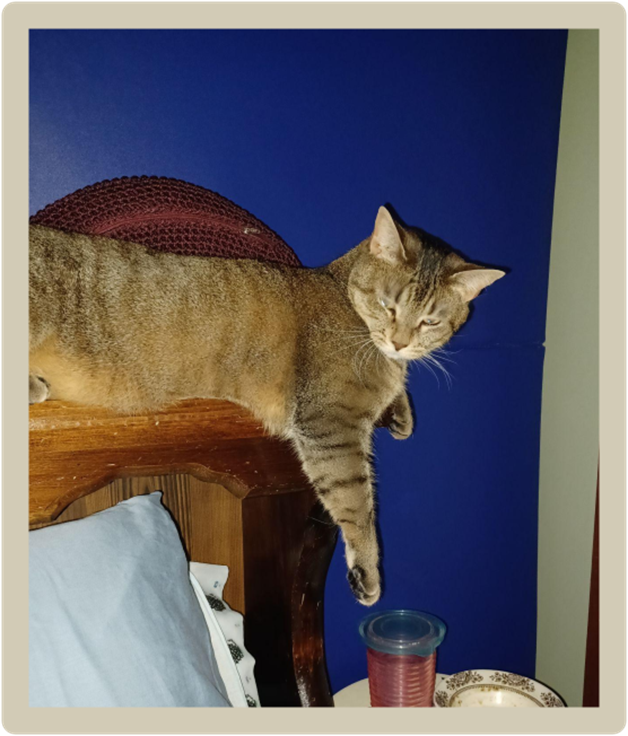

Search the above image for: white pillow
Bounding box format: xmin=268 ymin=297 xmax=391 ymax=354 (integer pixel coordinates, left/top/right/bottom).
xmin=190 ymin=562 xmax=260 ymax=707
xmin=29 ymin=493 xmax=230 ymax=707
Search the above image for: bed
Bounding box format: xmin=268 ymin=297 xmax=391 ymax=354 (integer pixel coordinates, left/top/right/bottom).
xmin=28 ymin=178 xmax=340 ymax=707
xmin=29 ymin=397 xmax=338 ymax=707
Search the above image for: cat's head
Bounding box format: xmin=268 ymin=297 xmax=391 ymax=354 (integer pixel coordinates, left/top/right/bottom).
xmin=348 ymin=207 xmax=505 ymax=360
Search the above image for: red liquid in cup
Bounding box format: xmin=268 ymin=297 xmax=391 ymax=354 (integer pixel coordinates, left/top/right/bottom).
xmin=366 ymin=648 xmax=437 ymax=707
xmin=360 ymin=609 xmax=446 ymax=707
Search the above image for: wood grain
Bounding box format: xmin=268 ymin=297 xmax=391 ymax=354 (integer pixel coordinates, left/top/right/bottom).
xmin=29 ymin=398 xmax=308 ymax=526
xmin=29 ymin=398 xmax=337 ymax=706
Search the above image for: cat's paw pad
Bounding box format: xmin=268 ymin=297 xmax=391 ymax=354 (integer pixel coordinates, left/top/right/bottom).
xmin=29 ymin=375 xmax=50 ymax=404
xmin=347 ymin=565 xmax=380 ymax=606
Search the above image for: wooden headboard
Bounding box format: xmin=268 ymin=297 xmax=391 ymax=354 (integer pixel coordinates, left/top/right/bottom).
xmin=29 ymin=398 xmax=338 ymax=707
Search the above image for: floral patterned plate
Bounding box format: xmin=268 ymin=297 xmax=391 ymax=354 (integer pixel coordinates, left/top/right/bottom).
xmin=433 ymin=670 xmax=565 ymax=708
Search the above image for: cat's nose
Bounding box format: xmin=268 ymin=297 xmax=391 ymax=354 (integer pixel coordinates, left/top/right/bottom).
xmin=392 ymin=340 xmax=409 ymax=352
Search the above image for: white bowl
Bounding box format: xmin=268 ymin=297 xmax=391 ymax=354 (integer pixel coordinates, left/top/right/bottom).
xmin=433 ymin=670 xmax=565 ymax=708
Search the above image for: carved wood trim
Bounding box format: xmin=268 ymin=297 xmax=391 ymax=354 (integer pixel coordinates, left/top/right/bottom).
xmin=29 ymin=399 xmax=309 ymax=527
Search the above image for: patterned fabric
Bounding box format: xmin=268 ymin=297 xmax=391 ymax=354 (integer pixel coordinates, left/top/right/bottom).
xmin=227 ymin=640 xmax=244 ymax=665
xmin=206 ymin=594 xmax=226 ymax=612
xmin=189 ymin=562 xmax=260 ymax=708
xmin=30 ymin=176 xmax=302 ymax=268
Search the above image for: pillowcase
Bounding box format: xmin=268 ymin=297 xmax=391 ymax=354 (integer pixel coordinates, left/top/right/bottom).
xmin=190 ymin=562 xmax=260 ymax=707
xmin=29 ymin=492 xmax=230 ymax=707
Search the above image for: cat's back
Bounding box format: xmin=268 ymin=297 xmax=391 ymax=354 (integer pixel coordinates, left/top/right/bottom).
xmin=29 ymin=223 xmax=186 ymax=280
xmin=29 ymin=223 xmax=301 ymax=289
xmin=28 ymin=223 xmax=305 ymax=353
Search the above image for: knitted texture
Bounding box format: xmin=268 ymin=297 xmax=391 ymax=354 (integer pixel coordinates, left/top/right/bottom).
xmin=30 ymin=176 xmax=302 ymax=267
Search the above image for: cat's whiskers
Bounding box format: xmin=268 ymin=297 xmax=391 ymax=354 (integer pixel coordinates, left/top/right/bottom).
xmin=352 ymin=340 xmax=374 ymax=383
xmin=374 ymin=343 xmax=385 ymax=372
xmin=430 ymin=347 xmax=458 ymax=365
xmin=353 ymin=339 xmax=380 ymax=386
xmin=417 ymin=357 xmax=441 ymax=388
xmin=423 ymin=352 xmax=453 ymax=389
xmin=361 ymin=345 xmax=380 ymax=386
xmin=344 ymin=336 xmax=374 ymax=353
xmin=329 ymin=334 xmax=373 ymax=358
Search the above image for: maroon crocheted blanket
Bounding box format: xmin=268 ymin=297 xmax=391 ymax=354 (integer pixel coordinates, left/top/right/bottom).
xmin=30 ymin=176 xmax=302 ymax=268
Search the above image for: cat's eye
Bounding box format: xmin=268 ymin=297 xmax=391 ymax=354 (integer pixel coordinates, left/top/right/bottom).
xmin=379 ymin=298 xmax=395 ymax=315
xmin=424 ymin=318 xmax=440 ymax=326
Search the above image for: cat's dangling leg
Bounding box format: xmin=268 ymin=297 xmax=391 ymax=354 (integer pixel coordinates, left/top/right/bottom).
xmin=293 ymin=420 xmax=380 ymax=605
xmin=29 ymin=375 xmax=50 ymax=404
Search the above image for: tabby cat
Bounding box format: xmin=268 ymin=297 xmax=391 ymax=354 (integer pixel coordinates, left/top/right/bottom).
xmin=29 ymin=207 xmax=504 ymax=605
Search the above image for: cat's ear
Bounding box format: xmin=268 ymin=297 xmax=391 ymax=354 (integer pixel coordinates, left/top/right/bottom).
xmin=370 ymin=207 xmax=407 ymax=265
xmin=449 ymin=266 xmax=505 ymax=302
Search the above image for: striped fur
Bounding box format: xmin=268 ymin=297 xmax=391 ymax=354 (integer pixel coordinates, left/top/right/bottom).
xmin=29 ymin=208 xmax=504 ymax=604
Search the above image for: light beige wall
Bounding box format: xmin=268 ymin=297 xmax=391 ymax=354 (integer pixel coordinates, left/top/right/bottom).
xmin=536 ymin=30 xmax=599 ymax=707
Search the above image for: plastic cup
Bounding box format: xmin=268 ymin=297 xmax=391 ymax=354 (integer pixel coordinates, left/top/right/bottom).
xmin=359 ymin=610 xmax=447 ymax=707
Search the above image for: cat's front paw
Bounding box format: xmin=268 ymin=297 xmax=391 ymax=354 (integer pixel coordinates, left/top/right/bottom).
xmin=388 ymin=413 xmax=413 ymax=440
xmin=347 ymin=564 xmax=381 ymax=606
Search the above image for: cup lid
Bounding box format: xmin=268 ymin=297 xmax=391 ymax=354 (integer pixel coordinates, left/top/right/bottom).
xmin=359 ymin=609 xmax=446 ymax=657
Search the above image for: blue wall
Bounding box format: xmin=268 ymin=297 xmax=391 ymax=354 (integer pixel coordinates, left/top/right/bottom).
xmin=29 ymin=29 xmax=567 ymax=692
